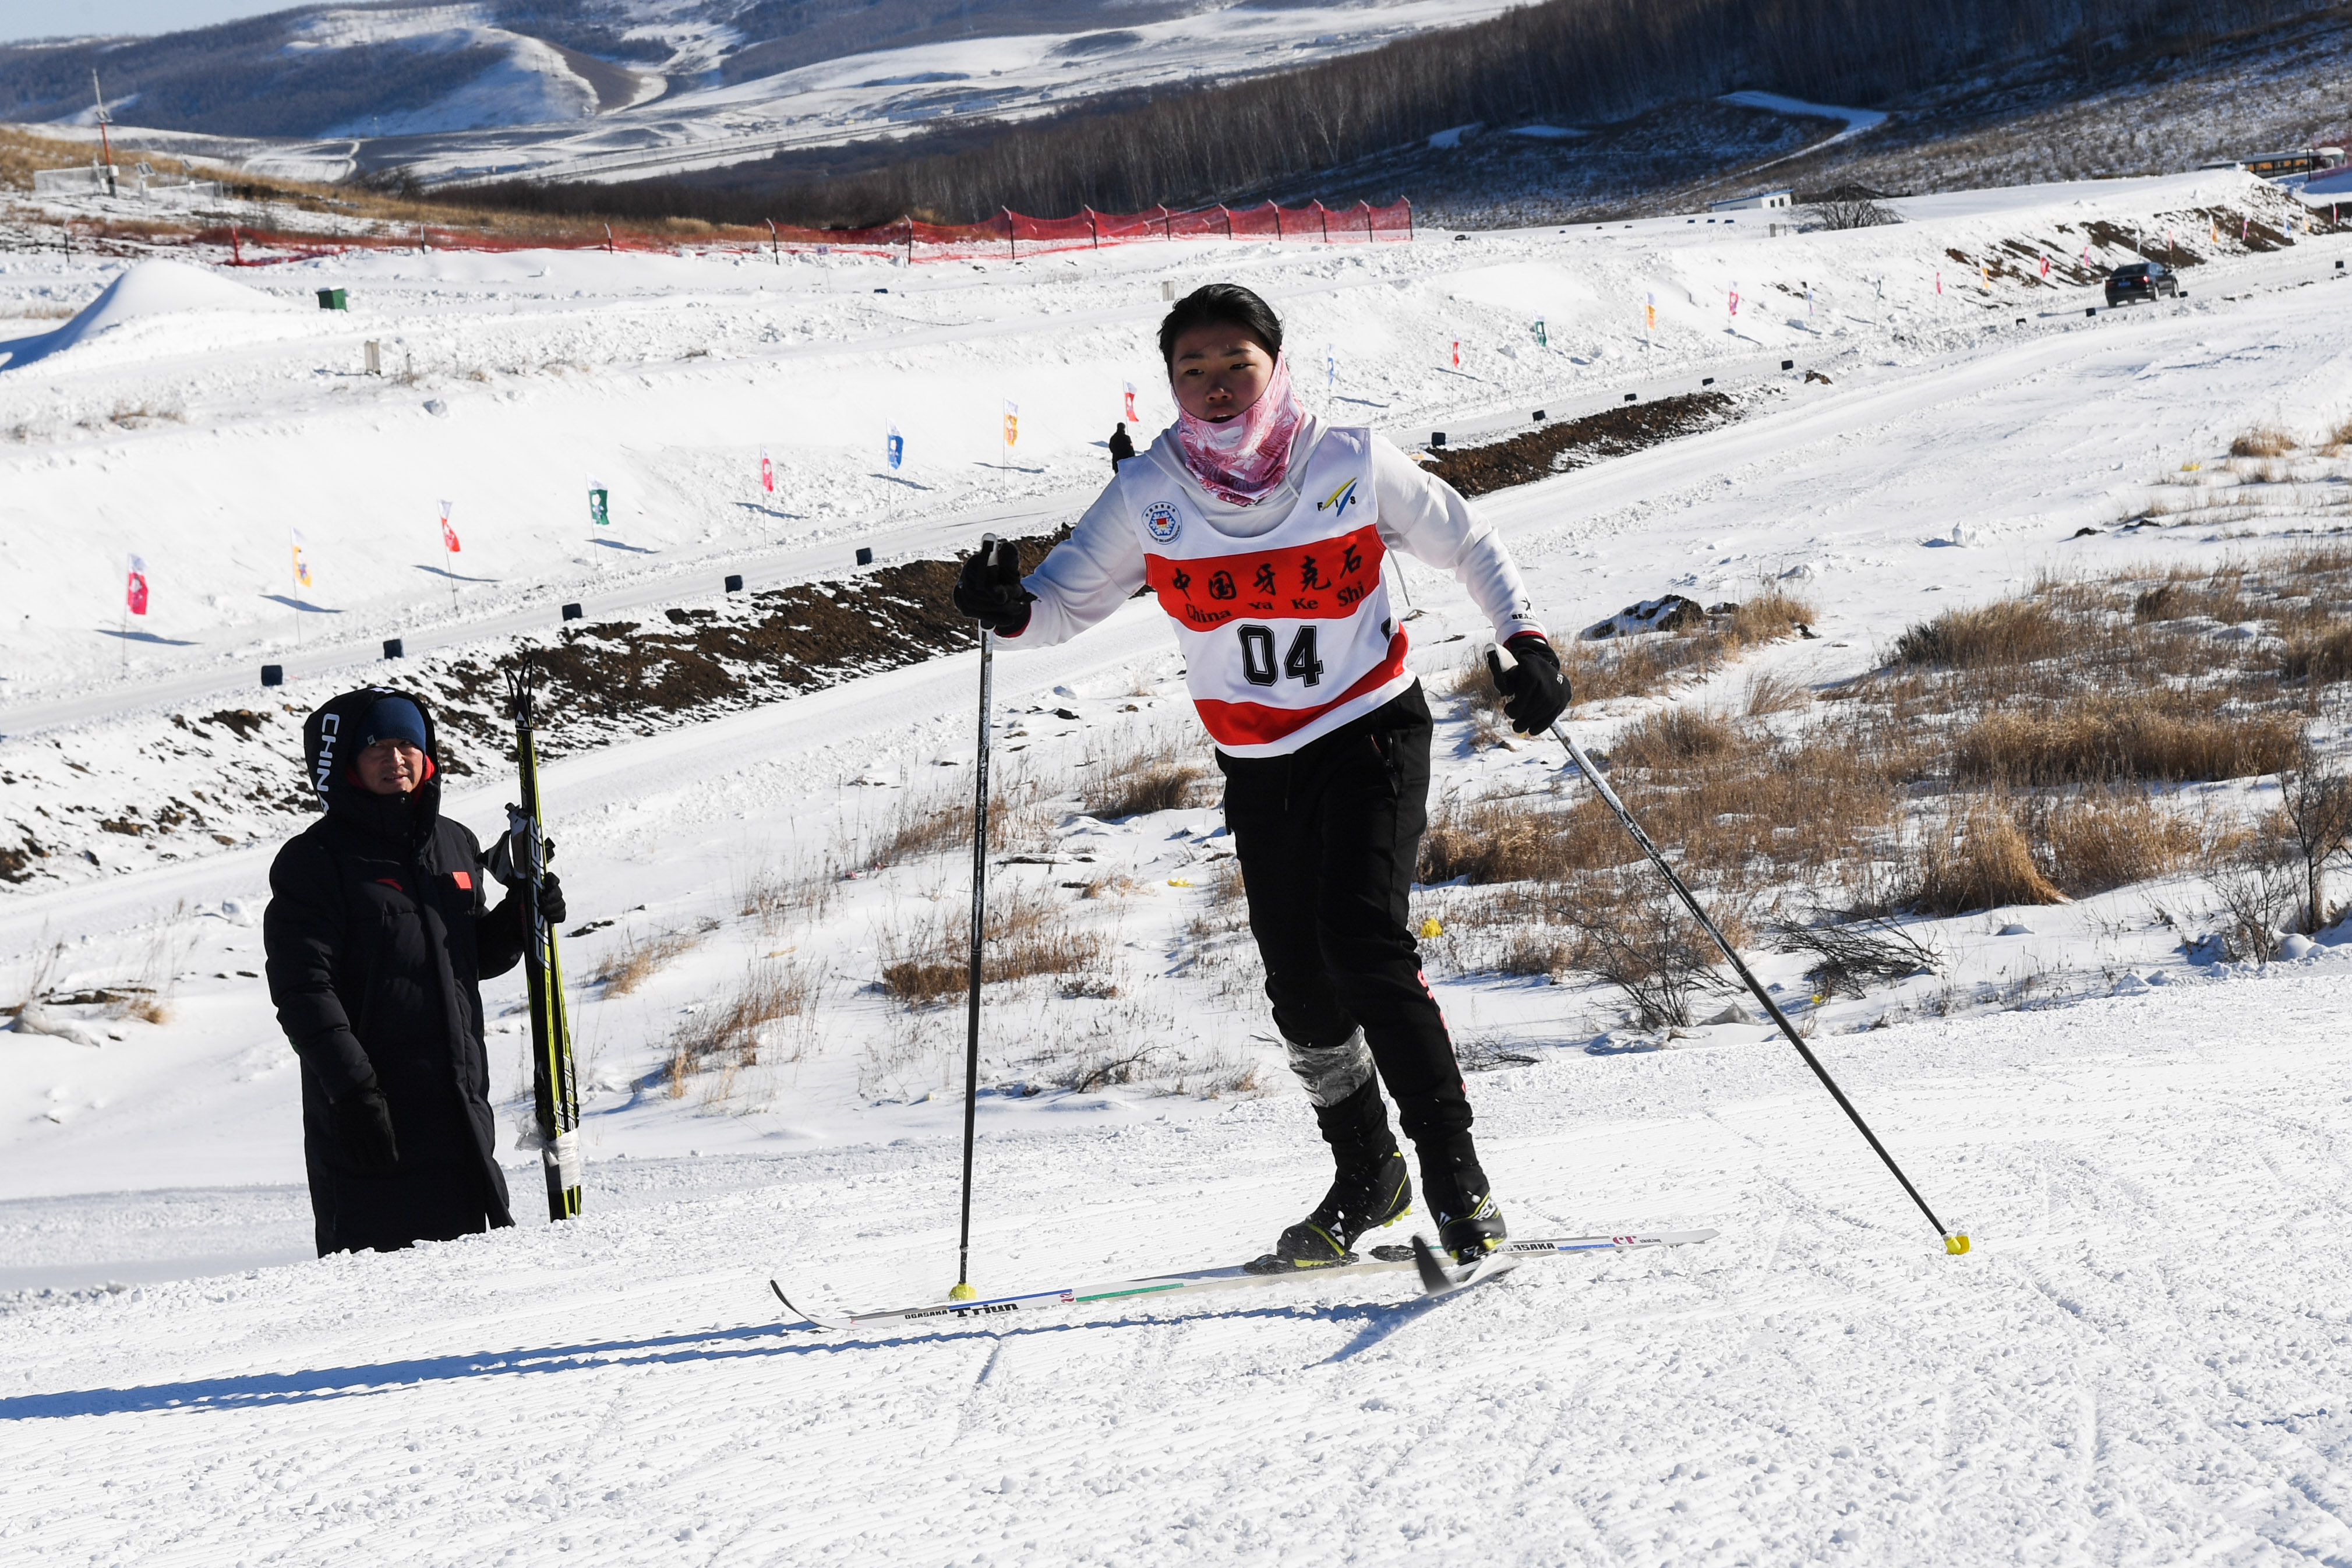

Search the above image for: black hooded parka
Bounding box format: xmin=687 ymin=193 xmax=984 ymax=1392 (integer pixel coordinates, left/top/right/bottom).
xmin=263 ymin=686 xmax=524 ymax=1255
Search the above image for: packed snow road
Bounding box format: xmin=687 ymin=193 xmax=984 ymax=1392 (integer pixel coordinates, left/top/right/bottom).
xmin=5 ymin=977 xmax=2350 ymax=1563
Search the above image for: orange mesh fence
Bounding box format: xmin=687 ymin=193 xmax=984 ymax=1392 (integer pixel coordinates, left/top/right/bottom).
xmin=157 ymin=200 xmax=1410 ymax=266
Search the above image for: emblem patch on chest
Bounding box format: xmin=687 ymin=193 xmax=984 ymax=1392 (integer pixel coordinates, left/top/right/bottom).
xmin=1316 ymin=478 xmax=1361 ymax=518
xmin=1143 ymin=501 xmax=1182 ymax=543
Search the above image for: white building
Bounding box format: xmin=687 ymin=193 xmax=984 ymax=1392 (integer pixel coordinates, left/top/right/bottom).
xmin=1709 ymin=189 xmax=1793 ymax=213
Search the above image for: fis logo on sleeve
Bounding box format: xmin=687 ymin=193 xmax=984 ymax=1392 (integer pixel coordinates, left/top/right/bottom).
xmin=1143 ymin=501 xmax=1182 ymax=542
xmin=1316 ymin=478 xmax=1361 ymax=518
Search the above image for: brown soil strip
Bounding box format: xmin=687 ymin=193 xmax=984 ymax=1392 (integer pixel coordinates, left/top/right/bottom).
xmin=1425 ymin=390 xmax=1753 ymax=497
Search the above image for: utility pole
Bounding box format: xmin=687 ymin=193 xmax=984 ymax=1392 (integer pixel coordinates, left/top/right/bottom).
xmin=91 ymin=69 xmax=118 ymax=197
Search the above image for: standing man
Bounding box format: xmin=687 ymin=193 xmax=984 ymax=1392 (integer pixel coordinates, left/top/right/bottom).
xmin=264 ymin=687 xmax=565 ymax=1255
xmin=1108 ymin=422 xmax=1136 ymax=472
xmin=955 ymin=284 xmax=1569 ymax=1268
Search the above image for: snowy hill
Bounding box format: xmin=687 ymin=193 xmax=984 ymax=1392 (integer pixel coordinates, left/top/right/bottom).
xmin=0 ymin=0 xmax=1526 ymax=184
xmin=3 ymin=168 xmax=2352 ymax=1563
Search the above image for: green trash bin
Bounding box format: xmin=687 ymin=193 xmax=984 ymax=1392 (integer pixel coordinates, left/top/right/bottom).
xmin=316 ymin=287 xmax=347 ymax=310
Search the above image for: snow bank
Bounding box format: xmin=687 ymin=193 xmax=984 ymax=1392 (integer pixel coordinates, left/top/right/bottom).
xmin=0 ymin=260 xmax=294 ymax=372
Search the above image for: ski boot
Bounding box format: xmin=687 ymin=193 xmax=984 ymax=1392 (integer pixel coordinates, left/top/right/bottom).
xmin=1421 ymin=1138 xmax=1507 ymax=1265
xmin=1255 ymin=1145 xmax=1413 ymax=1271
xmin=1247 ymin=1051 xmax=1412 ymax=1273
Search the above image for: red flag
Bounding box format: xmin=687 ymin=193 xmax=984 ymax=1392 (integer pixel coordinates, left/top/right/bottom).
xmin=125 ymin=555 xmax=149 ymax=617
xmin=1122 ymin=382 xmax=1138 ymax=422
xmin=760 ymin=450 xmax=774 ymax=494
xmin=2039 ymin=254 xmax=2050 ymax=277
xmin=1727 ymin=287 xmax=1739 ymax=316
xmin=1450 ymin=339 xmax=1460 ymax=368
xmin=439 ymin=500 xmax=461 ymax=554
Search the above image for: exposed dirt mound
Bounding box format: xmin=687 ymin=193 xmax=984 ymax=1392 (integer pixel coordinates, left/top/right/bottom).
xmin=1425 ymin=390 xmax=1752 ymax=497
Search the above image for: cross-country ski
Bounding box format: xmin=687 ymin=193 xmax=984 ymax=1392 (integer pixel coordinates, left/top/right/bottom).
xmin=771 ymin=1230 xmax=1717 ymax=1332
xmin=8 ymin=30 xmax=2352 ymax=1559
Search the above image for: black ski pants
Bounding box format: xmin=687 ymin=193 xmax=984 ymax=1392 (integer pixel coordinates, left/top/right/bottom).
xmin=1217 ymin=683 xmax=1471 ymax=1153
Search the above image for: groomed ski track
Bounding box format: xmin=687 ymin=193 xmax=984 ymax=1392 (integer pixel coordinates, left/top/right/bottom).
xmin=6 ymin=983 xmax=2352 ymax=1562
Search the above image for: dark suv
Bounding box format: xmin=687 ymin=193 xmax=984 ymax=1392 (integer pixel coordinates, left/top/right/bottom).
xmin=2105 ymin=260 xmax=2180 ymax=306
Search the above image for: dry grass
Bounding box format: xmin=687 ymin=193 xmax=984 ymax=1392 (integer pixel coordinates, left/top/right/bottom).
xmin=664 ymin=955 xmax=823 ymax=1096
xmin=1440 ymin=583 xmax=1821 ymax=736
xmin=594 ymin=928 xmax=701 ymax=996
xmin=2229 ymin=426 xmax=2296 ymax=458
xmin=2033 ymin=789 xmax=2205 ymax=895
xmin=1082 ymin=729 xmax=1210 ymax=818
xmin=870 ymin=776 xmax=1040 ymax=865
xmin=878 ymin=884 xmax=1107 ymax=1006
xmin=1952 ymin=700 xmax=2302 ymax=786
xmin=1905 ymin=798 xmax=2065 ymax=915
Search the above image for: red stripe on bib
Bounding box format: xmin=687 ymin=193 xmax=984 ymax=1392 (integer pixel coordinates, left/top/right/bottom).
xmin=1191 ymin=631 xmax=1410 ymax=748
xmin=1145 ymin=523 xmax=1386 ymax=630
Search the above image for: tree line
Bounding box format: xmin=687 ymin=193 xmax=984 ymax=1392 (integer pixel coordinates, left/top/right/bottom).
xmin=450 ymin=0 xmax=2332 ymax=229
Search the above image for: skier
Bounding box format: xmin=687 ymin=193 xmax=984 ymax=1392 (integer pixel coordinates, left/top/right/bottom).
xmin=263 ymin=687 xmax=566 ymax=1256
xmin=953 ymin=284 xmax=1569 ymax=1267
xmin=1108 ymin=422 xmax=1136 ymax=472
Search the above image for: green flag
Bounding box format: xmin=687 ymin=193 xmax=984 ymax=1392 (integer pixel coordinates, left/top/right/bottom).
xmin=587 ymin=481 xmax=609 ymax=527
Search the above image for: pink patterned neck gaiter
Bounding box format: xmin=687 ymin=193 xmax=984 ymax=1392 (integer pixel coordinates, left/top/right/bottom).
xmin=1173 ymin=351 xmax=1303 ymax=507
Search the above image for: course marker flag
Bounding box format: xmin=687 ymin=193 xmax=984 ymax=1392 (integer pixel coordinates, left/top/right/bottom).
xmin=125 ymin=555 xmax=149 ymax=616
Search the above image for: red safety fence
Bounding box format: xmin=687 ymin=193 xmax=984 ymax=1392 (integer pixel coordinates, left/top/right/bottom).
xmin=161 ymin=199 xmax=1411 ymax=267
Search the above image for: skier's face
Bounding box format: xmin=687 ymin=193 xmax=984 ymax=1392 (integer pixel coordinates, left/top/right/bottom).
xmin=1169 ymin=326 xmax=1274 ymax=423
xmin=356 ymin=739 xmax=427 ymax=796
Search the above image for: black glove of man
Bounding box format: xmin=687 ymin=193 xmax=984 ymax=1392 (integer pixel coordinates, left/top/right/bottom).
xmin=330 ymin=1078 xmax=400 ymax=1174
xmin=1485 ymin=633 xmax=1571 ymax=735
xmin=951 ymin=536 xmax=1034 ymax=634
xmin=536 ymin=873 xmax=566 ymax=926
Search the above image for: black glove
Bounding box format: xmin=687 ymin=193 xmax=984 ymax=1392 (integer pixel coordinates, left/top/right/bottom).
xmin=952 ymin=536 xmax=1034 ymax=634
xmin=330 ymin=1079 xmax=400 ymax=1174
xmin=1485 ymin=634 xmax=1571 ymax=735
xmin=536 ymin=873 xmax=566 ymax=926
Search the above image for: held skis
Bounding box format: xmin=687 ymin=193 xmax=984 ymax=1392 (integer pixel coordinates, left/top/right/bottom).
xmin=769 ymin=1230 xmax=1715 ymax=1332
xmin=487 ymin=655 xmax=582 ymax=1221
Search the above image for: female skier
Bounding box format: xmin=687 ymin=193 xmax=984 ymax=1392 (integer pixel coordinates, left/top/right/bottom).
xmin=953 ymin=284 xmax=1570 ymax=1267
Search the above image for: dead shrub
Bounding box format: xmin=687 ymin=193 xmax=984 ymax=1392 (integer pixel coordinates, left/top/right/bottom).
xmin=1906 ymin=799 xmax=2064 ymax=914
xmin=1547 ymin=869 xmax=1737 ymax=1028
xmin=879 ymin=884 xmax=1106 ymax=1005
xmin=665 ymin=955 xmax=821 ymax=1094
xmin=2035 ymin=789 xmax=2203 ymax=895
xmin=1770 ymin=917 xmax=1941 ymax=1000
xmin=595 ymin=928 xmax=700 ymax=996
xmin=2230 ymin=426 xmax=2296 ymax=458
xmin=1497 ymin=928 xmax=1578 ymax=977
xmin=2203 ymin=832 xmax=2302 ymax=962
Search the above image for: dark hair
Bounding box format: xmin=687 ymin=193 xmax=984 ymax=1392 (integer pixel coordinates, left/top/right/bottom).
xmin=1158 ymin=283 xmax=1284 ymax=367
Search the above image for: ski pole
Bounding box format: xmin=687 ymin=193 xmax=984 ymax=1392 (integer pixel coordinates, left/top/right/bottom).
xmin=1493 ymin=648 xmax=1969 ymax=1256
xmin=952 ymin=537 xmax=1002 ymax=1302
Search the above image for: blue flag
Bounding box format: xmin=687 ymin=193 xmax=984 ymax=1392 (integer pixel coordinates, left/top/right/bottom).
xmin=886 ymin=425 xmax=903 ymax=471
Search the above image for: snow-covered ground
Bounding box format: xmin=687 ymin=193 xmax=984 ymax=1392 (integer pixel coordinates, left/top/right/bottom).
xmin=4 ymin=168 xmax=2352 ymax=1564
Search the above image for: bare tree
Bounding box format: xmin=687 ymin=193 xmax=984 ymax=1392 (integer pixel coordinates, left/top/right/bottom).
xmin=2277 ymin=737 xmax=2352 ymax=932
xmin=1802 ymin=183 xmax=1901 ymax=230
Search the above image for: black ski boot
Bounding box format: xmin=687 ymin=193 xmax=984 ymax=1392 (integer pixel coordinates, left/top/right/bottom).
xmin=1263 ymin=1145 xmax=1412 ymax=1270
xmin=1421 ymin=1136 xmax=1507 ymax=1265
xmin=1248 ymin=1066 xmax=1412 ymax=1272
